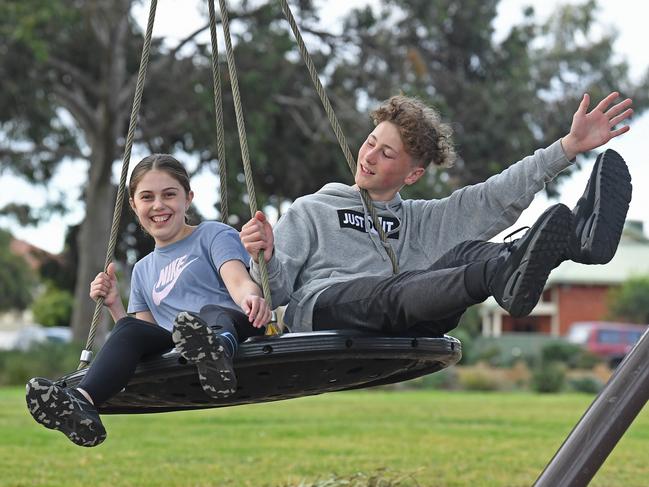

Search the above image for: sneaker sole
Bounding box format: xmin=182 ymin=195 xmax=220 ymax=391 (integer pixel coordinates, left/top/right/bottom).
xmin=172 ymin=312 xmax=237 ymax=398
xmin=25 ymin=378 xmax=106 ymax=447
xmin=577 ymin=150 xmax=632 ymax=264
xmin=500 ymin=205 xmax=573 ymax=317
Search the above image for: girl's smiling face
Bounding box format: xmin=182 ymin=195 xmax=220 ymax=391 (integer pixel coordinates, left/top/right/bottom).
xmin=129 ymin=169 xmax=194 ymax=247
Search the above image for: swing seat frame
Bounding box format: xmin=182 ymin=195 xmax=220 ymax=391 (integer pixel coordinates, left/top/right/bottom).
xmin=59 ymin=331 xmax=461 ymax=414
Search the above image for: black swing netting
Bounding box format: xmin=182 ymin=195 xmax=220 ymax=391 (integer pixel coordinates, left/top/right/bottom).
xmin=59 ymin=331 xmax=461 ymax=414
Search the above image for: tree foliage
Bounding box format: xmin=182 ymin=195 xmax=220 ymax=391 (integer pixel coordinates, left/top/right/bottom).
xmin=31 ymin=285 xmax=74 ymax=327
xmin=1 ymin=0 xmax=648 ymax=340
xmin=333 ymin=0 xmax=649 ymax=198
xmin=607 ymin=276 xmax=649 ymax=324
xmin=0 ymin=229 xmax=35 ymax=311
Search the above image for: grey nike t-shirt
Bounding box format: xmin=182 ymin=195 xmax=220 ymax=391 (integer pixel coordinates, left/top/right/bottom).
xmin=128 ymin=221 xmax=249 ymax=331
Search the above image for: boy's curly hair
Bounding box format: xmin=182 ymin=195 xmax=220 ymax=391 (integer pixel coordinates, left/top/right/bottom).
xmin=370 ymin=95 xmax=456 ymax=168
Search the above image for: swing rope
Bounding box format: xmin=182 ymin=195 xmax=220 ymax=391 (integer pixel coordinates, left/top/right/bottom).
xmin=78 ymin=0 xmax=159 ymax=369
xmin=215 ymin=0 xmax=280 ymax=335
xmin=64 ymin=0 xmax=461 ymax=410
xmin=80 ymin=0 xmax=407 ymax=367
xmin=207 ymin=0 xmax=229 ymax=224
xmin=277 ymin=0 xmax=399 ymax=274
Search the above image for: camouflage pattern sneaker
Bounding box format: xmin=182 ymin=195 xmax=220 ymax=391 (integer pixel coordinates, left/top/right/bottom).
xmin=25 ymin=377 xmax=106 ymax=447
xmin=172 ymin=311 xmax=237 ymax=398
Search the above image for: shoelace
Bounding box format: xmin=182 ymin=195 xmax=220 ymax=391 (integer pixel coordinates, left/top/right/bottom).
xmin=503 ymin=226 xmax=530 ymax=250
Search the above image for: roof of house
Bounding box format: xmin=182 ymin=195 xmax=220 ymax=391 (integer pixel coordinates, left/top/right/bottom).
xmin=480 ymin=224 xmax=649 ymax=311
xmin=9 ymin=238 xmax=57 ymax=271
xmin=547 ymin=230 xmax=649 ymax=286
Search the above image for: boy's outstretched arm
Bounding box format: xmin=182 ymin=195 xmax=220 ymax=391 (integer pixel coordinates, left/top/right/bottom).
xmin=561 ymin=92 xmax=633 ymax=161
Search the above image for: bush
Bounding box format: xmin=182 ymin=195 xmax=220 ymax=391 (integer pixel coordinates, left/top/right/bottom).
xmin=568 ymin=376 xmax=604 ymax=394
xmin=474 ymin=344 xmax=503 ymax=366
xmin=0 ymin=229 xmax=35 ymax=311
xmin=0 ymin=341 xmax=80 ymax=386
xmin=458 ymin=365 xmax=502 ymax=391
xmin=31 ymin=285 xmax=74 ymax=327
xmin=531 ymin=362 xmax=566 ymax=393
xmin=540 ymin=341 xmax=584 ymax=368
xmin=407 ymin=367 xmax=459 ymax=390
xmin=607 ymin=275 xmax=649 ymax=324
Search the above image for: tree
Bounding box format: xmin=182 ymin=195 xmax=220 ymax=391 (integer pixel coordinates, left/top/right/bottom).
xmin=2 ymin=0 xmax=648 ymax=343
xmin=0 ymin=0 xmax=363 ymax=341
xmin=607 ymin=276 xmax=649 ymax=324
xmin=0 ymin=0 xmax=329 ymax=340
xmin=0 ymin=229 xmax=35 ymax=311
xmin=331 ymin=0 xmax=649 ymax=198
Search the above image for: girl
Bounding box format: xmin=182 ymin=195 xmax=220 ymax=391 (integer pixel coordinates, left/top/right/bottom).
xmin=26 ymin=154 xmax=270 ymax=447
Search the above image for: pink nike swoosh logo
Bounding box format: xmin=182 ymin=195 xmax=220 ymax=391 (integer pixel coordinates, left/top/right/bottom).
xmin=151 ymin=257 xmax=198 ymax=305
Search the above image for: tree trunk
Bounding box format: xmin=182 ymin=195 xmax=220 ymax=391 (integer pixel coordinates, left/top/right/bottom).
xmin=70 ymin=148 xmax=117 ymax=343
xmin=70 ymin=3 xmax=130 ymax=345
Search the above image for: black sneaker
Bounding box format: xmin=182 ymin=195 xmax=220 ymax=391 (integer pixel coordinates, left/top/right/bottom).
xmin=172 ymin=311 xmax=237 ymax=398
xmin=25 ymin=377 xmax=106 ymax=447
xmin=491 ymin=204 xmax=573 ymax=317
xmin=569 ymin=149 xmax=632 ymax=264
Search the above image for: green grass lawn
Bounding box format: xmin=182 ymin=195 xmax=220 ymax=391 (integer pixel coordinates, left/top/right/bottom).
xmin=2 ymin=387 xmax=648 ymax=486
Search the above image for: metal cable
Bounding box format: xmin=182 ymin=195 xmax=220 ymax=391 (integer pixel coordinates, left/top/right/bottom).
xmin=277 ymin=0 xmax=398 ymax=273
xmin=78 ymin=0 xmax=158 ymax=369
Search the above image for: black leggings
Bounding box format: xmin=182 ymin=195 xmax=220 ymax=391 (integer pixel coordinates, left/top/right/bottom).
xmin=312 ymin=240 xmax=504 ymax=337
xmin=78 ymin=305 xmax=263 ymax=406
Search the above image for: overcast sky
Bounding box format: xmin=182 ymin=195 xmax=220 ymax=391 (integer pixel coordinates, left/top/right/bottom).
xmin=1 ymin=0 xmax=648 ymax=253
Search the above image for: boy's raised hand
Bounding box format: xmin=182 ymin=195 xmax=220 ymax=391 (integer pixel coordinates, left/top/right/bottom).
xmin=561 ymin=92 xmax=633 ymax=160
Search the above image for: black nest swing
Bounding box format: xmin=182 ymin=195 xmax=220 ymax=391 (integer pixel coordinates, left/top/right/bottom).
xmin=61 ymin=331 xmax=461 ymax=414
xmin=64 ymin=0 xmax=463 ymax=415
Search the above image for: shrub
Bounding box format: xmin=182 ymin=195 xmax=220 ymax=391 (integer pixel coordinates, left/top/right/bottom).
xmin=0 ymin=229 xmax=35 ymax=311
xmin=458 ymin=365 xmax=502 ymax=391
xmin=31 ymin=285 xmax=74 ymax=327
xmin=505 ymin=360 xmax=531 ymax=389
xmin=607 ymin=275 xmax=649 ymax=324
xmin=541 ymin=341 xmax=584 ymax=368
xmin=0 ymin=341 xmax=80 ymax=386
xmin=575 ymin=350 xmax=603 ymax=370
xmin=475 ymin=344 xmax=502 ymax=366
xmin=409 ymin=367 xmax=459 ymax=390
xmin=568 ymin=376 xmax=604 ymax=394
xmin=531 ymin=362 xmax=566 ymax=393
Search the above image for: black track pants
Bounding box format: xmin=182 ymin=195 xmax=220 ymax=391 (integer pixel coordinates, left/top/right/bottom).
xmin=78 ymin=306 xmax=264 ymax=406
xmin=312 ymin=240 xmax=504 ymax=336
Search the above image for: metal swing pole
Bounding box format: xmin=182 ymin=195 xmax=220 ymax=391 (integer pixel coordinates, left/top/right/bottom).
xmin=534 ymin=327 xmax=649 ymax=487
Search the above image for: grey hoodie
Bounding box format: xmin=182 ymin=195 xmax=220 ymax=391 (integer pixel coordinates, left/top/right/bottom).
xmin=250 ymin=140 xmax=573 ymax=332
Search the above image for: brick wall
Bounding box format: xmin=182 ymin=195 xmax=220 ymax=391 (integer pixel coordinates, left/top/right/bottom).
xmin=556 ymin=284 xmax=613 ymax=335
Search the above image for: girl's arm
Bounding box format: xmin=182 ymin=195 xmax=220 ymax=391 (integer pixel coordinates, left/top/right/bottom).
xmin=220 ymin=259 xmax=271 ymax=328
xmin=89 ymin=262 xmax=127 ymax=323
xmin=90 ymin=263 xmax=158 ymax=325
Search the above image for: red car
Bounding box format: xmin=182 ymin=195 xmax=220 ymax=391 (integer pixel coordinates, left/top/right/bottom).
xmin=567 ymin=321 xmax=648 ymax=367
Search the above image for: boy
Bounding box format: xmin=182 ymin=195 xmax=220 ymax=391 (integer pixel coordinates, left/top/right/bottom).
xmin=240 ymin=92 xmax=632 ymax=336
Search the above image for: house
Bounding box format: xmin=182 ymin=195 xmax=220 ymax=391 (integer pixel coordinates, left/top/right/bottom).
xmin=479 ymin=221 xmax=649 ymax=337
xmin=9 ymin=237 xmax=58 ymax=271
